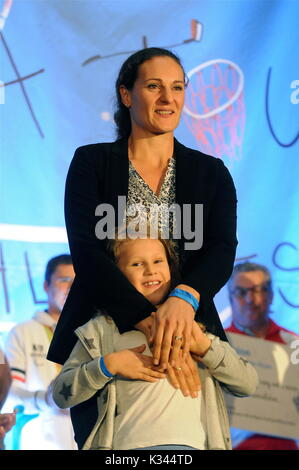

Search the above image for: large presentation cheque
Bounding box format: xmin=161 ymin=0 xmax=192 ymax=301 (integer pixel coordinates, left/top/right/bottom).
xmin=224 ymin=332 xmax=299 ymax=439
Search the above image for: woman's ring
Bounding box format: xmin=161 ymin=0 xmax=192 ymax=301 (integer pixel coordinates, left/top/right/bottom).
xmin=174 ymin=336 xmax=183 ymax=341
xmin=175 ymin=367 xmax=182 ymax=371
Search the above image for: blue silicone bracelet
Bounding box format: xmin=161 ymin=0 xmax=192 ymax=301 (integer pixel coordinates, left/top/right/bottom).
xmin=169 ymin=288 xmax=199 ymax=312
xmin=99 ymin=356 xmax=115 ymax=378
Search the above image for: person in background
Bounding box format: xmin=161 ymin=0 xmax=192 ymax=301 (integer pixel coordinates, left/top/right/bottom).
xmin=226 ymin=261 xmax=298 ymax=451
xmin=0 ymin=349 xmax=15 ymax=450
xmin=4 ymin=255 xmax=77 ymax=450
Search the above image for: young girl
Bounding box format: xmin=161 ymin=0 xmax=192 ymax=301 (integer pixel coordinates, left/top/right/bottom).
xmin=52 ymin=236 xmax=258 ymax=450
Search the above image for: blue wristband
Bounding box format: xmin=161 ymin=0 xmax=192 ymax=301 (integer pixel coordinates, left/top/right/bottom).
xmin=169 ymin=288 xmax=199 ymax=312
xmin=99 ymin=356 xmax=115 ymax=378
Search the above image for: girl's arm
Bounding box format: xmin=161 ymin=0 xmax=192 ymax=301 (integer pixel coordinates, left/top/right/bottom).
xmin=52 ymin=340 xmax=166 ymax=409
xmin=52 ymin=340 xmax=111 ymax=409
xmin=190 ymin=322 xmax=258 ymax=397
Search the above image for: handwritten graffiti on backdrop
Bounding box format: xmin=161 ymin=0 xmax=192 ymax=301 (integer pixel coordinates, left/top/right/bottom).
xmin=0 ymin=0 xmax=45 ymax=137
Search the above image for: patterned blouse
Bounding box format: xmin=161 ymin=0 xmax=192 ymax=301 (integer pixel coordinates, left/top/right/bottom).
xmin=126 ymin=157 xmax=180 ymax=260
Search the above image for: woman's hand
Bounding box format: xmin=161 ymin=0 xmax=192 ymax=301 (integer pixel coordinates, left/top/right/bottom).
xmin=166 ymin=352 xmax=201 ymax=398
xmin=190 ymin=322 xmax=212 ymax=361
xmin=135 ymin=316 xmax=201 ymax=394
xmin=104 ymin=345 xmax=166 ymax=383
xmin=150 ymin=297 xmax=195 ymax=369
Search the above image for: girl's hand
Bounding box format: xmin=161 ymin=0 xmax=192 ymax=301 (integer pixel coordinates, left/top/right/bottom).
xmin=190 ymin=321 xmax=212 ymax=360
xmin=104 ymin=345 xmax=166 ymax=383
xmin=166 ymin=352 xmax=201 ymax=398
xmin=150 ymin=297 xmax=195 ymax=369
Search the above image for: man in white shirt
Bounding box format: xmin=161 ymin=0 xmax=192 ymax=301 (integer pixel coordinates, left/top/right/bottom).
xmin=4 ymin=254 xmax=77 ymax=450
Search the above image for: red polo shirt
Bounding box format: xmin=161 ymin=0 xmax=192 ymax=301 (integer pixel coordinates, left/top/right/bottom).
xmin=226 ymin=318 xmax=296 ymax=344
xmin=226 ymin=319 xmax=298 ymax=450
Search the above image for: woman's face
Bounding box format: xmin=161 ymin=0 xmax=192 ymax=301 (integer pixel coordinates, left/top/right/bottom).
xmin=116 ymin=238 xmax=171 ymax=305
xmin=120 ymin=56 xmax=186 ymax=137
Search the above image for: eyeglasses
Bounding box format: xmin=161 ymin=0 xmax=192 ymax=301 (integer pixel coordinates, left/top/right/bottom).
xmin=230 ymin=282 xmax=271 ymax=299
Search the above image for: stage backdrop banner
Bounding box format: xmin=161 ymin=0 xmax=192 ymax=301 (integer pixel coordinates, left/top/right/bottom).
xmin=0 ymin=0 xmax=299 ymax=339
xmin=225 ymin=332 xmax=299 ymax=440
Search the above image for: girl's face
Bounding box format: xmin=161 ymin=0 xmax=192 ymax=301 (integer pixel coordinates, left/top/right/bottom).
xmin=117 ymin=238 xmax=171 ymax=305
xmin=120 ymin=56 xmax=185 ymax=137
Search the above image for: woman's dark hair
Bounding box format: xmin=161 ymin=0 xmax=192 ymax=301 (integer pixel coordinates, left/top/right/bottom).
xmin=114 ymin=47 xmax=188 ymax=139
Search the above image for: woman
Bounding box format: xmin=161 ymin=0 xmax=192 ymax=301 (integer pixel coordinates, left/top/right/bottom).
xmin=47 ymin=47 xmax=237 ymax=445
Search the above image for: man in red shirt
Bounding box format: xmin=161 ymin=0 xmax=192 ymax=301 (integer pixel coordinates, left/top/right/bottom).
xmin=226 ymin=261 xmax=298 ymax=450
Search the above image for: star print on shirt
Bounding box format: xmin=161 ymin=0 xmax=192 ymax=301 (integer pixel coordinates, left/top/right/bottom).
xmin=59 ymin=383 xmax=72 ymax=401
xmin=83 ymin=337 xmax=96 ymax=350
